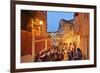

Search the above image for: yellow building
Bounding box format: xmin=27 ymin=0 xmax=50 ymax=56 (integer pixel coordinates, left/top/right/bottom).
xmin=58 ymin=19 xmax=74 ymax=46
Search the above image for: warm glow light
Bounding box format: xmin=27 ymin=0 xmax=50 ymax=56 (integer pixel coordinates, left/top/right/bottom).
xmin=39 ymin=20 xmax=43 ymax=25
xmin=77 ymin=35 xmax=80 ymax=39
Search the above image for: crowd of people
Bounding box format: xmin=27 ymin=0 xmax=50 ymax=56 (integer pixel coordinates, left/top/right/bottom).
xmin=34 ymin=43 xmax=83 ymax=62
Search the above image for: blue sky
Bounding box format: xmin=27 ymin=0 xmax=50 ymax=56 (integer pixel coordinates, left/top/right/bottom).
xmin=47 ymin=11 xmax=75 ymax=32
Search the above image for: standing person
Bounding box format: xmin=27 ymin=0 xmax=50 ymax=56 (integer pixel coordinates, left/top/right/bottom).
xmin=49 ymin=48 xmax=55 ymax=61
xmin=45 ymin=50 xmax=51 ymax=61
xmin=69 ymin=43 xmax=74 ymax=50
xmin=57 ymin=49 xmax=64 ymax=61
xmin=73 ymin=48 xmax=82 ymax=60
xmin=67 ymin=49 xmax=72 ymax=60
xmin=34 ymin=53 xmax=41 ymax=62
xmin=77 ymin=48 xmax=82 ymax=60
xmin=63 ymin=48 xmax=68 ymax=61
xmin=52 ymin=48 xmax=57 ymax=61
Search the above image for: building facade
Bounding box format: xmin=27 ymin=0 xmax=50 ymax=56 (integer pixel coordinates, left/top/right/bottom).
xmin=74 ymin=13 xmax=90 ymax=59
xmin=58 ymin=13 xmax=90 ymax=59
xmin=58 ymin=19 xmax=74 ymax=47
xmin=21 ymin=10 xmax=48 ymax=62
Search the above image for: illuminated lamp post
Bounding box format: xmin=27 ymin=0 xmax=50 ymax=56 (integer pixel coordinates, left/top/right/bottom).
xmin=39 ymin=20 xmax=47 ymax=50
xmin=31 ymin=18 xmax=36 ymax=62
xmin=39 ymin=20 xmax=43 ymax=36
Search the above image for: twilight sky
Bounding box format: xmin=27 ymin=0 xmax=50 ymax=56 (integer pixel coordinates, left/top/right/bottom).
xmin=47 ymin=11 xmax=75 ymax=32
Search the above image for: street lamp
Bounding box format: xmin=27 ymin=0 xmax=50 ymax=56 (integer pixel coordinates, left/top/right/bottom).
xmin=39 ymin=20 xmax=43 ymax=25
xmin=39 ymin=20 xmax=43 ymax=35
